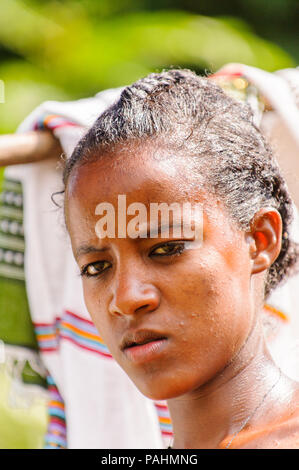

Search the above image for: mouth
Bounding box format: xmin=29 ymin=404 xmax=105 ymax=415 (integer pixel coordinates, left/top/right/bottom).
xmin=120 ymin=329 xmax=168 ymax=364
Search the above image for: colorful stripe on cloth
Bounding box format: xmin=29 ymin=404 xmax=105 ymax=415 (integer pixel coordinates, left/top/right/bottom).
xmin=44 ymin=374 xmax=67 ymax=449
xmin=153 ymin=401 xmax=173 ymax=438
xmin=33 ymin=113 xmax=79 ymax=131
xmin=34 ymin=318 xmax=61 ymax=352
xmin=34 ymin=310 xmax=112 ymax=358
xmin=60 ymin=310 xmax=112 ymax=358
xmin=264 ymin=303 xmax=289 ymax=322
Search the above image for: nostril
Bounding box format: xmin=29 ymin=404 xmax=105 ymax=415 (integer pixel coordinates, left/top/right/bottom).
xmin=135 ymin=304 xmax=150 ymax=313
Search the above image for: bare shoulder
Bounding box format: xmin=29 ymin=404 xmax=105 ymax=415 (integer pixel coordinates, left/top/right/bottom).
xmin=230 ymin=412 xmax=299 ymax=449
xmin=273 ymin=404 xmax=299 ymax=449
xmin=231 ymin=381 xmax=299 ymax=449
xmin=257 ymin=378 xmax=299 ymax=449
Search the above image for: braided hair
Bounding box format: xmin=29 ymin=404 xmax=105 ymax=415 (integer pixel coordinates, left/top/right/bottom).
xmin=63 ymin=69 xmax=299 ymax=299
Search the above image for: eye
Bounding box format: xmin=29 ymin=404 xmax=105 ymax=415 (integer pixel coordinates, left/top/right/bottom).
xmin=150 ymin=241 xmax=185 ymax=257
xmin=80 ymin=260 xmax=111 ymax=278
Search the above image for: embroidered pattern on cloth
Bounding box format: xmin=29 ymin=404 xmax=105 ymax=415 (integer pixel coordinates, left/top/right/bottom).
xmin=0 ymin=178 xmax=25 ymax=282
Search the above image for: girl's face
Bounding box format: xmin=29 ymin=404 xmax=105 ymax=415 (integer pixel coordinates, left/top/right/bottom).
xmin=65 ymin=146 xmax=256 ymax=400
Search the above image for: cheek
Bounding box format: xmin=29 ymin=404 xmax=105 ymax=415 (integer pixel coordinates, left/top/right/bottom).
xmin=150 ymin=270 xmax=253 ymax=398
xmin=163 ymin=252 xmax=254 ymax=359
xmin=164 ymin=247 xmax=251 ymax=315
xmin=82 ymin=283 xmax=112 ymax=340
xmin=82 ymin=281 xmax=127 ymax=361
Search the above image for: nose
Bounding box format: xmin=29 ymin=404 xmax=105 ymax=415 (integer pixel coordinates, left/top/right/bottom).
xmin=108 ymin=273 xmax=160 ymax=318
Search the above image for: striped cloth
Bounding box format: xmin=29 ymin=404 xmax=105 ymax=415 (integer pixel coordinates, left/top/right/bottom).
xmin=33 ymin=113 xmax=78 ymax=132
xmin=44 ymin=374 xmax=67 ymax=449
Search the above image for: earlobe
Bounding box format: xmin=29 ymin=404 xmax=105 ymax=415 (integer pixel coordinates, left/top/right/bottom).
xmin=248 ymin=208 xmax=282 ymax=275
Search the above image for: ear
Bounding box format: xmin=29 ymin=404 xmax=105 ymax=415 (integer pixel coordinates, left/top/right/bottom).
xmin=246 ymin=208 xmax=282 ymax=275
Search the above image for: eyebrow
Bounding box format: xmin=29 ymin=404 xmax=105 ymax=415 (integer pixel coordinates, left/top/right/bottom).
xmin=140 ymin=221 xmax=193 ymax=238
xmin=75 ymin=245 xmax=109 ymax=259
xmin=75 ymin=221 xmax=196 ymax=258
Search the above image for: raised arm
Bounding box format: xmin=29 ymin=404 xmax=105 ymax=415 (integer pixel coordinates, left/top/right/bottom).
xmin=0 ymin=130 xmax=63 ymax=167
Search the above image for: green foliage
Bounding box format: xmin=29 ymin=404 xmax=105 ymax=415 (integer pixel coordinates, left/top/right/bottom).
xmin=0 ymin=278 xmax=38 ymax=349
xmin=21 ymin=360 xmax=47 ymax=388
xmin=0 ymin=367 xmax=48 ymax=449
xmin=0 ymin=0 xmax=296 ymax=134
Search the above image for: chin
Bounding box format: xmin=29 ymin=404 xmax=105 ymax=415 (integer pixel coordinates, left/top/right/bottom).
xmin=132 ymin=377 xmax=195 ymax=401
xmin=138 ymin=387 xmax=179 ymax=401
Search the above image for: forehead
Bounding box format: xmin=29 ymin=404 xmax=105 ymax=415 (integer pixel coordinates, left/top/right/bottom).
xmin=65 ymin=144 xmax=236 ymax=246
xmin=66 ymin=145 xmax=205 ymax=209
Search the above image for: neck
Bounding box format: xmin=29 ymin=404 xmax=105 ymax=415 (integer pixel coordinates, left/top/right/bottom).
xmin=167 ymin=318 xmax=281 ymax=449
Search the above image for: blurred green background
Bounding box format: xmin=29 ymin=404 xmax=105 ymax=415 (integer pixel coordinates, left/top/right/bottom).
xmin=0 ymin=0 xmax=298 ymax=449
xmin=0 ymin=0 xmax=298 ymax=180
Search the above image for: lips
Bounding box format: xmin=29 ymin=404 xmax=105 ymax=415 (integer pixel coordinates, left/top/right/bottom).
xmin=120 ymin=329 xmax=168 ymax=351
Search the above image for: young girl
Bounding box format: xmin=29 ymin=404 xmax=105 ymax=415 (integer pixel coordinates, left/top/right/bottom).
xmin=50 ymin=69 xmax=299 ymax=448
